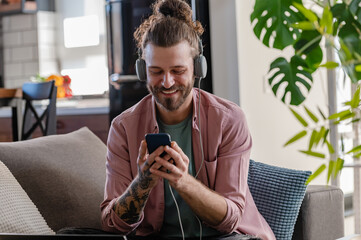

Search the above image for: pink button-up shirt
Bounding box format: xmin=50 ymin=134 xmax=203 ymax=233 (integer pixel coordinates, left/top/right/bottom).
xmin=101 ymin=89 xmax=275 ymax=240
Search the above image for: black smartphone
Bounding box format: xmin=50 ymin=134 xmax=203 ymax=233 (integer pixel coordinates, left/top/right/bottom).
xmin=145 ymin=133 xmax=171 ymax=156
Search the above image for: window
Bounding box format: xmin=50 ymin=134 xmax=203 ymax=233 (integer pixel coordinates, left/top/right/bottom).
xmin=55 ymin=0 xmax=108 ymax=96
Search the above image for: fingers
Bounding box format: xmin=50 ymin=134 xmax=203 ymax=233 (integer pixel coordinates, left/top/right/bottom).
xmin=171 ymin=142 xmax=188 ymax=162
xmin=150 ymin=143 xmax=187 ymax=175
xmin=137 ymin=140 xmax=148 ymax=165
xmin=146 ymin=145 xmax=168 ymax=170
xmin=164 ymin=142 xmax=189 ymax=167
xmin=138 ymin=141 xmax=163 ymax=169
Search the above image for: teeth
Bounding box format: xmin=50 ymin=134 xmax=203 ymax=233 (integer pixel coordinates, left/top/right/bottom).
xmin=162 ymin=89 xmax=177 ymax=94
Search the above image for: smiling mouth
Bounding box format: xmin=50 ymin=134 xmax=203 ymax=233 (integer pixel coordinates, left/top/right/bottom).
xmin=162 ymin=89 xmax=177 ymax=94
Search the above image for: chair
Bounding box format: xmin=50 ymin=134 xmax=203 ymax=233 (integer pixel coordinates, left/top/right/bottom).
xmin=21 ymin=81 xmax=57 ymax=140
xmin=0 ymin=88 xmax=23 ymax=141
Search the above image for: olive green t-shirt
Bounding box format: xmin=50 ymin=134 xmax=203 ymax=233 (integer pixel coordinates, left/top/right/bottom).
xmin=158 ymin=114 xmax=220 ymax=238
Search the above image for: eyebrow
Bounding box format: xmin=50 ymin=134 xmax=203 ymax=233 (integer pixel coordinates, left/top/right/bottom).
xmin=148 ymin=65 xmax=187 ymax=69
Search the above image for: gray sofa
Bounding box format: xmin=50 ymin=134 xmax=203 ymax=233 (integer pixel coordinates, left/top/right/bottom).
xmin=0 ymin=127 xmax=345 ymax=239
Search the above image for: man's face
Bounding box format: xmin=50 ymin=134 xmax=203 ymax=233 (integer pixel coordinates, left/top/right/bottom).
xmin=144 ymin=41 xmax=194 ymax=112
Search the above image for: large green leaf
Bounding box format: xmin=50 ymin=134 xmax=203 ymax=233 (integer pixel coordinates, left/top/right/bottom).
xmin=293 ymin=30 xmax=323 ymax=70
xmin=332 ymin=2 xmax=361 ymax=82
xmin=292 ymin=2 xmax=318 ymax=22
xmin=349 ymin=0 xmax=361 ymax=25
xmin=269 ymin=55 xmax=313 ymax=105
xmin=250 ymin=0 xmax=305 ymax=50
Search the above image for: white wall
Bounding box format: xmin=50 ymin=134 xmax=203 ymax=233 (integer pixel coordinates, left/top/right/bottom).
xmin=208 ymin=0 xmax=240 ymax=105
xmin=1 ymin=12 xmax=58 ymax=88
xmin=209 ymin=0 xmax=329 ymax=184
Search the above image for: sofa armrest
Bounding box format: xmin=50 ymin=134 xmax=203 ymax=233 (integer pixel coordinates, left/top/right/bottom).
xmin=292 ymin=185 xmax=344 ymax=240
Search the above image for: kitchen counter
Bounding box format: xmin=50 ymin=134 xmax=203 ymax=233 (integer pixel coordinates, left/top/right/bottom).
xmin=0 ymin=97 xmax=110 ymax=143
xmin=0 ymin=97 xmax=109 ymax=118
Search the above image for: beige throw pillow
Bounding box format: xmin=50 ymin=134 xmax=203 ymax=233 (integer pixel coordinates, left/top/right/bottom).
xmin=0 ymin=160 xmax=54 ymax=234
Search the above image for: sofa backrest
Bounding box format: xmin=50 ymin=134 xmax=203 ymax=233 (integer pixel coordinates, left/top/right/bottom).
xmin=0 ymin=127 xmax=107 ymax=232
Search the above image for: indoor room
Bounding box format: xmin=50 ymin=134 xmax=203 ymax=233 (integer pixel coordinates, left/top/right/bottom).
xmin=0 ymin=0 xmax=357 ymax=239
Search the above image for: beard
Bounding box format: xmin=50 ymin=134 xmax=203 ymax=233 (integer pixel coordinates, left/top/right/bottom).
xmin=147 ymin=80 xmax=194 ymax=111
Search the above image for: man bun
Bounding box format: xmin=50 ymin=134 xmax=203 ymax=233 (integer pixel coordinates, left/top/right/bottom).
xmin=134 ymin=0 xmax=204 ymax=52
xmin=155 ymin=0 xmax=203 ymax=36
xmin=156 ymin=0 xmax=191 ymax=22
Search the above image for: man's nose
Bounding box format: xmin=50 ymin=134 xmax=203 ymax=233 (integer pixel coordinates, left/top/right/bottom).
xmin=162 ymin=72 xmax=175 ymax=89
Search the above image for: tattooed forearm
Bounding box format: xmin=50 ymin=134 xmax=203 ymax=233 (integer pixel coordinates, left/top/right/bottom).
xmin=138 ymin=169 xmax=152 ymax=189
xmin=113 ymin=176 xmax=152 ymax=224
xmin=120 ymin=201 xmax=139 ymax=224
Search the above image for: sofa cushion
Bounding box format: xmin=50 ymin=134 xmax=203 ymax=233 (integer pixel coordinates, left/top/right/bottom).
xmin=292 ymin=185 xmax=344 ymax=240
xmin=0 ymin=127 xmax=107 ymax=231
xmin=0 ymin=160 xmax=54 ymax=234
xmin=247 ymin=160 xmax=311 ymax=240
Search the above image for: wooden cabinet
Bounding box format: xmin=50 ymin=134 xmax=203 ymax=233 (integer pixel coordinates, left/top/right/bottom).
xmin=0 ymin=117 xmax=13 ymax=142
xmin=56 ymin=114 xmax=109 ymax=143
xmin=0 ymin=114 xmax=109 ymax=143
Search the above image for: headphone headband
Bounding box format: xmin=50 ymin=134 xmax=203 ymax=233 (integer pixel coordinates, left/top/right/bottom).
xmin=197 ymin=36 xmax=203 ymax=56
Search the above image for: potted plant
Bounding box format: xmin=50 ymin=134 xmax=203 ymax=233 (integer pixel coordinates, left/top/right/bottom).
xmin=250 ymin=0 xmax=361 ymax=183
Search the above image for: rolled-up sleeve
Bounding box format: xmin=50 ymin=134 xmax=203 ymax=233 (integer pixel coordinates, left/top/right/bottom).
xmin=101 ymin=198 xmax=144 ymax=233
xmin=206 ymin=107 xmax=252 ymax=233
xmin=100 ymin=118 xmax=142 ymax=234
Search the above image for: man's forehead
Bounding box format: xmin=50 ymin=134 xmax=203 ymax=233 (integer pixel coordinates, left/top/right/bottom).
xmin=144 ymin=42 xmax=193 ymax=67
xmin=144 ymin=41 xmax=193 ymax=57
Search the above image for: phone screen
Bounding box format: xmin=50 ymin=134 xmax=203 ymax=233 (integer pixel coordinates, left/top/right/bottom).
xmin=145 ymin=133 xmax=171 ymax=156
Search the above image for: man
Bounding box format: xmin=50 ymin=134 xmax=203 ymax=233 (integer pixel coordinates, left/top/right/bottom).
xmin=101 ymin=0 xmax=275 ymax=239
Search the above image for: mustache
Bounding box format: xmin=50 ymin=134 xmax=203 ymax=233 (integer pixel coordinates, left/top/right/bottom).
xmin=152 ymin=86 xmax=185 ymax=93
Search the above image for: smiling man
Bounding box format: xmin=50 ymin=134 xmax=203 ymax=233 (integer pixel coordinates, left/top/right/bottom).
xmin=100 ymin=0 xmax=275 ymax=240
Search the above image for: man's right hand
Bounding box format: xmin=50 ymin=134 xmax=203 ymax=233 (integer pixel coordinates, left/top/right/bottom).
xmin=112 ymin=140 xmax=171 ymax=224
xmin=136 ymin=140 xmax=172 ymax=190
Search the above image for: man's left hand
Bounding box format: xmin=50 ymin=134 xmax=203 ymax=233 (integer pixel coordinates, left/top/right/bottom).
xmin=149 ymin=141 xmax=190 ymax=190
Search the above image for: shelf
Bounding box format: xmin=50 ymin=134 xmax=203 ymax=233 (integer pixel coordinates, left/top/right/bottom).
xmin=0 ymin=0 xmax=54 ymax=16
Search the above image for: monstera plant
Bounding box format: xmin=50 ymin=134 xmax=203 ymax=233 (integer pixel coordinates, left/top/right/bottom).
xmin=251 ymin=0 xmax=361 ymax=183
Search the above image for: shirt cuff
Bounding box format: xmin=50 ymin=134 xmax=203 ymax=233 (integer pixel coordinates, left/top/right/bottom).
xmin=206 ymin=198 xmax=242 ymax=233
xmin=103 ymin=198 xmax=144 ymax=234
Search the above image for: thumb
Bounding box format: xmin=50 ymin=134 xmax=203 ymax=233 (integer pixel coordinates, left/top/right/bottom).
xmin=138 ymin=140 xmax=148 ymax=165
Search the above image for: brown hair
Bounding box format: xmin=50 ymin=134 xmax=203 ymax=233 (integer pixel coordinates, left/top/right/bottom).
xmin=134 ymin=0 xmax=204 ymax=58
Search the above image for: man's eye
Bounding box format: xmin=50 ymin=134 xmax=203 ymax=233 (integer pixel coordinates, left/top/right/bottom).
xmin=149 ymin=70 xmax=162 ymax=75
xmin=173 ymin=70 xmax=185 ymax=75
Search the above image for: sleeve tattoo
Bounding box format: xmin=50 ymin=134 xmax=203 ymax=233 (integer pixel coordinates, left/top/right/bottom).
xmin=113 ymin=167 xmax=154 ymax=224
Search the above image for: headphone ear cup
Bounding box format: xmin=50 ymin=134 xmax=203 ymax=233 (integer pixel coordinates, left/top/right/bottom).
xmin=194 ymin=55 xmax=207 ymax=79
xmin=135 ymin=59 xmax=147 ymax=81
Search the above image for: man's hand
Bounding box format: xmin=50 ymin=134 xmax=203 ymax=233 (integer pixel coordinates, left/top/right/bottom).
xmin=137 ymin=140 xmax=173 ymax=189
xmin=136 ymin=140 xmax=160 ymax=189
xmin=150 ymin=141 xmax=227 ymax=226
xmin=149 ymin=141 xmax=190 ymax=190
xmin=112 ymin=140 xmax=172 ymax=224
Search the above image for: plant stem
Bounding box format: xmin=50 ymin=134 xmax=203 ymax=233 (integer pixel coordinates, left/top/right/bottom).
xmin=296 ymin=34 xmax=323 ymax=55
